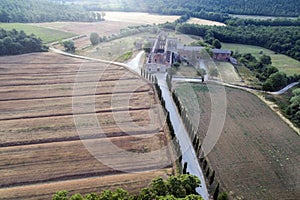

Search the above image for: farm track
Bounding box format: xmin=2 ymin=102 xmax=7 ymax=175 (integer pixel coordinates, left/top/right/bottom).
xmin=0 ymin=52 xmax=172 ymax=199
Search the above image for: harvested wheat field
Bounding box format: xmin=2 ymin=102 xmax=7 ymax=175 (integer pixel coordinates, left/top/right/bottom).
xmin=33 ymin=12 xmax=180 ymax=49
xmin=0 ymin=52 xmax=174 ymax=199
xmin=174 ymin=82 xmax=300 ymax=200
xmin=104 ymin=12 xmax=179 ymax=24
xmin=187 ymin=18 xmax=226 ymax=26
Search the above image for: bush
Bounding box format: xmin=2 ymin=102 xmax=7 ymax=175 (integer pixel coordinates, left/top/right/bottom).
xmin=90 ymin=32 xmax=100 ymax=45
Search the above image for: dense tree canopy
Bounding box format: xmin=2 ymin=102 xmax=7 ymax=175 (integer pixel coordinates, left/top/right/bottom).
xmin=0 ymin=0 xmax=103 ymax=23
xmin=287 ymin=88 xmax=300 ymax=126
xmin=52 ymin=174 xmax=203 ymax=200
xmin=77 ymin=0 xmax=300 ymax=17
xmin=0 ymin=28 xmax=47 ymax=56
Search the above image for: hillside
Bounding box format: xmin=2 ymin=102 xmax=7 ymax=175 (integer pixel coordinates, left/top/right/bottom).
xmin=174 ymin=82 xmax=300 ymax=199
xmin=76 ymin=0 xmax=300 ymax=17
xmin=0 ymin=0 xmax=101 ymax=23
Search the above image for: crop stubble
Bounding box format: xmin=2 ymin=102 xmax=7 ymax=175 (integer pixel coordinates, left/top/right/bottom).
xmin=0 ymin=53 xmax=173 ymax=199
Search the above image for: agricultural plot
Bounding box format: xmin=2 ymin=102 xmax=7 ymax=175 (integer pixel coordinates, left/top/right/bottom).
xmin=222 ymin=43 xmax=300 ymax=75
xmin=207 ymin=61 xmax=241 ymax=83
xmin=83 ymin=32 xmax=152 ymax=61
xmin=0 ymin=23 xmax=76 ymax=43
xmin=174 ymin=82 xmax=300 ymax=200
xmin=34 ymin=12 xmax=180 ymax=50
xmin=187 ymin=18 xmax=226 ymax=26
xmin=0 ymin=53 xmax=173 ymax=199
xmin=104 ymin=12 xmax=180 ymax=24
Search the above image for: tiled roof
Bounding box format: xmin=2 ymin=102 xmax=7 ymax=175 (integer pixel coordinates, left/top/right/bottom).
xmin=212 ymin=49 xmax=232 ymax=54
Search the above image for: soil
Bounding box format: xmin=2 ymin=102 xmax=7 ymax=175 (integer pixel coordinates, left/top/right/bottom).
xmin=0 ymin=52 xmax=173 ymax=199
xmin=174 ymin=82 xmax=300 ymax=200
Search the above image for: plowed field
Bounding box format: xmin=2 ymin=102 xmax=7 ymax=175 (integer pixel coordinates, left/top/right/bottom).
xmin=174 ymin=82 xmax=300 ymax=200
xmin=0 ymin=53 xmax=173 ymax=199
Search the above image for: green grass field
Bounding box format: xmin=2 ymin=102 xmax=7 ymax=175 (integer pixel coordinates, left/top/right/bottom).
xmin=222 ymin=43 xmax=300 ymax=75
xmin=207 ymin=61 xmax=241 ymax=83
xmin=0 ymin=23 xmax=76 ymax=43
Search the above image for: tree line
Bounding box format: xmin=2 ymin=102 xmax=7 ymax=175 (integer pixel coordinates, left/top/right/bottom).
xmin=0 ymin=28 xmax=47 ymax=56
xmin=175 ymin=24 xmax=300 ymax=61
xmin=79 ymin=0 xmax=300 ymax=17
xmin=0 ymin=0 xmax=103 ymax=23
xmin=226 ymin=17 xmax=300 ymax=27
xmin=286 ymin=88 xmax=300 ymax=127
xmin=52 ymin=174 xmax=204 ymax=200
xmin=2 ymin=0 xmax=299 ymax=25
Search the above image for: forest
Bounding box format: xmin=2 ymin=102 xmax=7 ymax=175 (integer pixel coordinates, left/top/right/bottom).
xmin=226 ymin=17 xmax=300 ymax=27
xmin=78 ymin=0 xmax=300 ymax=17
xmin=0 ymin=0 xmax=103 ymax=23
xmin=0 ymin=28 xmax=47 ymax=56
xmin=2 ymin=0 xmax=300 ymax=24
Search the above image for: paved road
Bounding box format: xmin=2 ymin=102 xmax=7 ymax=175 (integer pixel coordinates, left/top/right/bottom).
xmin=156 ymin=73 xmax=209 ymax=200
xmin=173 ymin=76 xmax=299 ymax=95
xmin=50 ymin=48 xmax=210 ymax=199
xmin=126 ymin=51 xmax=144 ymax=74
xmin=49 ymin=47 xmax=139 ymax=76
xmin=270 ymin=82 xmax=299 ymax=95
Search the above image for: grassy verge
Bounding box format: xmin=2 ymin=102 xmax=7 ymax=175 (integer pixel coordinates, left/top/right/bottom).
xmin=0 ymin=23 xmax=76 ymax=43
xmin=222 ymin=43 xmax=300 ymax=75
xmin=116 ymin=51 xmax=133 ymax=62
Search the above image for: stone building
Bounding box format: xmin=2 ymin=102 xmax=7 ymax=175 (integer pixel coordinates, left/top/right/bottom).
xmin=145 ymin=32 xmax=177 ymax=73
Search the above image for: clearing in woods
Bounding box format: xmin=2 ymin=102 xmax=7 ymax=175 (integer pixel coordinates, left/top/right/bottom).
xmin=174 ymin=82 xmax=300 ymax=200
xmin=187 ymin=18 xmax=226 ymax=26
xmin=0 ymin=53 xmax=174 ymax=199
xmin=103 ymin=12 xmax=180 ymax=24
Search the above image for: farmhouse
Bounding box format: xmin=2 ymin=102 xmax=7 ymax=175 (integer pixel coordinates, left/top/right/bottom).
xmin=146 ymin=33 xmax=234 ymax=73
xmin=212 ymin=49 xmax=232 ymax=61
xmin=145 ymin=32 xmax=177 ymax=73
xmin=177 ymin=44 xmax=204 ymax=64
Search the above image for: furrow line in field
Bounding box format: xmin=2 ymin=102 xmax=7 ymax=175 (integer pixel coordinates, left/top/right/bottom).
xmin=0 ymin=88 xmax=150 ymax=101
xmin=0 ymin=77 xmax=139 ymax=87
xmin=0 ymin=130 xmax=161 ymax=148
xmin=0 ymin=165 xmax=171 ymax=189
xmin=0 ymin=107 xmax=151 ymax=121
xmin=0 ymin=69 xmax=125 ymax=77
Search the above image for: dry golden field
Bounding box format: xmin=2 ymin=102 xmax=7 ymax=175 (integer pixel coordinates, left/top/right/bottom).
xmin=0 ymin=52 xmax=173 ymax=199
xmin=187 ymin=18 xmax=226 ymax=26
